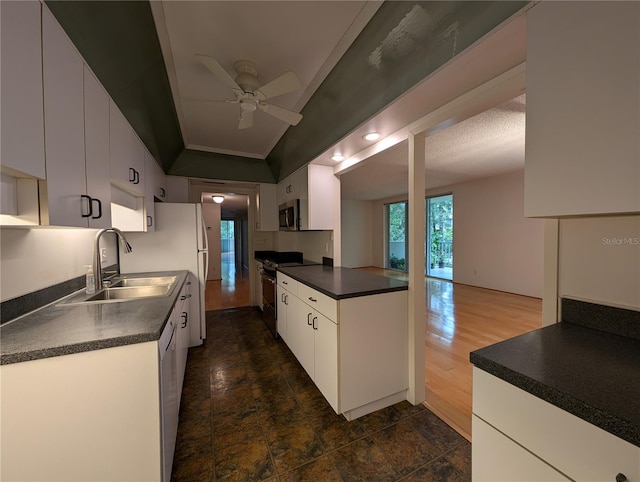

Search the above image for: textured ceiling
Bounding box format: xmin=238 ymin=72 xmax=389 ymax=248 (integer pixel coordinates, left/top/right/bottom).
xmin=340 ymin=95 xmax=526 ymax=200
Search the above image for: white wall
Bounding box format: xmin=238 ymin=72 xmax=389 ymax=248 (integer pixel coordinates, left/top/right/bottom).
xmin=0 ymin=227 xmax=118 ymax=302
xmin=558 ymin=215 xmax=640 ymax=310
xmin=449 ymin=171 xmax=544 ymax=297
xmin=341 ymin=199 xmax=374 ymax=268
xmin=201 ymin=202 xmax=221 ymax=280
xmin=369 ymin=170 xmax=544 ymax=298
xmin=274 ymin=230 xmax=333 ymax=263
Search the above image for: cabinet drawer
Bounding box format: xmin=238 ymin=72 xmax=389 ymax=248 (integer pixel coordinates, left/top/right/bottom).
xmin=298 ymin=283 xmax=337 ymax=322
xmin=473 ymin=368 xmax=640 ymax=482
xmin=277 ymin=272 xmax=298 ymax=296
xmin=472 ymin=415 xmax=569 ymax=482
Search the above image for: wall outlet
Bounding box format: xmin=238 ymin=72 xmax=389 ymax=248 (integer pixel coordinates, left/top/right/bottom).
xmin=101 ymin=248 xmax=108 ymax=262
xmin=255 ymin=237 xmax=266 ymax=245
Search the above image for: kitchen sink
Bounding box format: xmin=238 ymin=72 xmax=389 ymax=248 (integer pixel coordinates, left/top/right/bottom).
xmin=85 ymin=285 xmax=172 ymax=301
xmin=108 ymin=276 xmax=176 ymax=288
xmin=58 ymin=275 xmax=177 ymax=306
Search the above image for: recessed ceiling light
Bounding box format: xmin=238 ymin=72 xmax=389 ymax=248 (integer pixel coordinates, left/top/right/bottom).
xmin=363 ymin=132 xmax=380 ymax=141
xmin=212 ymin=195 xmax=224 ymax=204
xmin=331 ymin=154 xmax=345 ymax=162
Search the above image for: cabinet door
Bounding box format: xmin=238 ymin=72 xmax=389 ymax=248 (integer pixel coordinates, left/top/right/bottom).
xmin=109 ymin=102 xmax=145 ymax=197
xmin=144 ymin=150 xmax=164 ymax=232
xmin=277 ymin=285 xmax=288 ymax=341
xmin=0 ymin=0 xmax=45 ymax=179
xmin=256 ymin=183 xmax=278 ymax=231
xmin=296 ymin=302 xmax=315 ymax=377
xmin=525 ymin=2 xmax=640 ymax=216
xmin=84 ymin=67 xmax=111 ymax=228
xmin=313 ymin=312 xmax=338 ymax=412
xmin=41 ymin=6 xmax=87 ymax=227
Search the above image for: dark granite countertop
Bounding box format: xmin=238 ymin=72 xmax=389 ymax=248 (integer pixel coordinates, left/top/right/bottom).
xmin=0 ymin=270 xmax=188 ymax=365
xmin=277 ymin=265 xmax=408 ymax=300
xmin=470 ymin=321 xmax=640 ymax=447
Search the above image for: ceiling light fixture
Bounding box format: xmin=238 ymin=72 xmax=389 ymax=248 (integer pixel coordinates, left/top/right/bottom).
xmin=363 ymin=132 xmax=380 ymax=141
xmin=212 ymin=195 xmax=224 ymax=204
xmin=331 ymin=154 xmax=345 ymax=162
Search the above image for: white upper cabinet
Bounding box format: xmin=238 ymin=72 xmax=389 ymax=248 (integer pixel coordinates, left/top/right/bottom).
xmin=277 ymin=164 xmax=338 ymax=230
xmin=255 ymin=183 xmax=278 ymax=231
xmin=525 ymin=2 xmax=640 ymax=217
xmin=84 ymin=67 xmax=112 ymax=228
xmin=144 ymin=151 xmax=166 ymax=231
xmin=0 ymin=0 xmax=45 ymax=179
xmin=110 ymin=102 xmax=145 ymax=197
xmin=40 ymin=6 xmax=88 ymax=227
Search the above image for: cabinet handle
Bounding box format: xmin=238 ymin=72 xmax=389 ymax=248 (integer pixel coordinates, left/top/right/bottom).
xmin=180 ymin=294 xmax=187 ymax=301
xmin=283 ymin=281 xmax=287 ymax=285
xmin=81 ymin=195 xmax=92 ymax=218
xmin=308 ymin=297 xmax=317 ymax=302
xmin=284 ymin=294 xmax=288 ymax=305
xmin=91 ymin=198 xmax=102 ymax=219
xmin=186 ymin=281 xmax=192 ymax=286
xmin=307 ymin=313 xmax=312 ymax=325
xmin=312 ymin=316 xmax=318 ymax=330
xmin=134 ymin=169 xmax=140 ymax=184
xmin=616 ymin=474 xmax=627 ymax=482
xmin=160 ymin=187 xmax=166 ymax=198
xmin=181 ymin=312 xmax=188 ymax=328
xmin=147 ymin=215 xmax=153 ymax=227
xmin=129 ymin=167 xmax=136 ymax=183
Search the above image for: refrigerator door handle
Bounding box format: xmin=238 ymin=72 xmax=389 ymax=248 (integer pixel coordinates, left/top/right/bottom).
xmin=202 ymin=249 xmax=209 ymax=282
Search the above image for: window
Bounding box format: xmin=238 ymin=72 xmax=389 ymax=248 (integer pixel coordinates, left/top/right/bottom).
xmin=386 ymin=201 xmax=408 ymax=271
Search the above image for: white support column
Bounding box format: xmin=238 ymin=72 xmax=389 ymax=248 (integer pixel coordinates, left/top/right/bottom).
xmin=542 ymin=219 xmax=559 ymax=326
xmin=407 ymin=132 xmax=426 ymax=404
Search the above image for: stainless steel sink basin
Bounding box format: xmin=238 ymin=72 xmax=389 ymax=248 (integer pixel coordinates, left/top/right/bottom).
xmin=108 ymin=276 xmax=176 ymax=288
xmin=57 ymin=274 xmax=177 ymax=306
xmin=85 ymin=285 xmax=172 ymax=301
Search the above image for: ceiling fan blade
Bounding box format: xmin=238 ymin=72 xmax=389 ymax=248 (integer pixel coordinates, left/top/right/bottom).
xmin=256 ymin=71 xmax=301 ymax=100
xmin=259 ymin=103 xmax=303 ymax=126
xmin=195 ymin=54 xmax=243 ymax=93
xmin=182 ymin=97 xmax=238 ymax=103
xmin=238 ymin=110 xmax=254 ymax=130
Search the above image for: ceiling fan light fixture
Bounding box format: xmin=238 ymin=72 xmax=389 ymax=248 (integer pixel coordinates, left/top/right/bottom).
xmin=363 ymin=132 xmax=380 ymax=141
xmin=331 ymin=154 xmax=345 ymax=162
xmin=212 ymin=195 xmax=224 ymax=204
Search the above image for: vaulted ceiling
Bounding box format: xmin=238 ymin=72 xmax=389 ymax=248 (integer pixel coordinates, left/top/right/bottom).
xmin=45 ymin=1 xmax=528 ymax=184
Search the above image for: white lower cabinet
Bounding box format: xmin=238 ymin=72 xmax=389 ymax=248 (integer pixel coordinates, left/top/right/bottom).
xmin=472 ymin=368 xmax=640 ymax=482
xmin=0 ymin=281 xmax=192 ymax=482
xmin=472 ymin=415 xmax=569 ymax=482
xmin=277 ymin=272 xmax=408 ymax=419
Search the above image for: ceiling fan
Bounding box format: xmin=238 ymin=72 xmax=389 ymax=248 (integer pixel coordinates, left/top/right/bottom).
xmin=195 ymin=55 xmax=303 ymax=130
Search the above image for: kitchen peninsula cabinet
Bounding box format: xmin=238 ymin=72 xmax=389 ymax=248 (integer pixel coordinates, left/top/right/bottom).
xmin=276 ymin=266 xmax=409 ymax=419
xmin=473 ymin=369 xmax=640 ymax=482
xmin=525 ymin=1 xmax=640 ymax=217
xmin=0 ymin=0 xmax=45 ymax=180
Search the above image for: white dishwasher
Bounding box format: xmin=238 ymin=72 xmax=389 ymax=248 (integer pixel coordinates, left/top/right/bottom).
xmin=159 ymin=313 xmax=179 ymax=482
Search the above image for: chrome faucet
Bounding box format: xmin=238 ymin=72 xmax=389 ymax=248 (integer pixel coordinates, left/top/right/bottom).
xmin=94 ymin=228 xmax=133 ymax=291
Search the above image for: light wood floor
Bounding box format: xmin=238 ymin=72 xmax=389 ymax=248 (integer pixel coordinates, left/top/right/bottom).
xmin=205 ymin=264 xmax=541 ymax=441
xmin=359 ymin=267 xmax=541 ymax=441
xmin=204 ymin=253 xmax=251 ymax=311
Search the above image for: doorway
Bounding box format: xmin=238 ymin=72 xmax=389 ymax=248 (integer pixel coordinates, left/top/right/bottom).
xmin=203 ymin=193 xmax=251 ymax=310
xmin=426 ymin=194 xmax=453 ymax=280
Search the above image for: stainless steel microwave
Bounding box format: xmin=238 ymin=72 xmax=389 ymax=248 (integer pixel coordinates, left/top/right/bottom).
xmin=279 ymin=199 xmax=299 ymax=231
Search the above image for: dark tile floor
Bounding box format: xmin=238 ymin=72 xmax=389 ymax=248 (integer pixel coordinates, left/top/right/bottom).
xmin=172 ymin=307 xmax=471 ymax=482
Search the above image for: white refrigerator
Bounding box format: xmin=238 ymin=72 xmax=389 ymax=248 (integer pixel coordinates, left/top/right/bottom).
xmin=121 ymin=203 xmax=209 ymax=346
